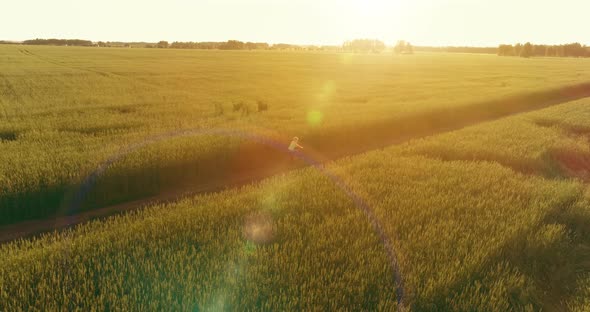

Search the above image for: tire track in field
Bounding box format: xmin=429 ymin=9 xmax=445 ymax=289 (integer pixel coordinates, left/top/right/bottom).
xmin=24 ymin=49 xmax=113 ymax=77
xmin=0 ymin=73 xmax=21 ymax=106
xmin=21 ymin=48 xmax=128 ymax=80
xmin=15 ymin=47 xmax=185 ymax=108
xmin=0 ymin=74 xmax=16 ymax=118
xmin=22 ymin=48 xmax=166 ymax=89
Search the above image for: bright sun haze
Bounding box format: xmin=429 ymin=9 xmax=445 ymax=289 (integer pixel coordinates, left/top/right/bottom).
xmin=2 ymin=0 xmax=589 ymax=45
xmin=2 ymin=0 xmax=590 ymax=309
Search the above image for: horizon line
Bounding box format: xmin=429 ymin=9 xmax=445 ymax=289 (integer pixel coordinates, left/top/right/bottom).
xmin=4 ymin=38 xmax=590 ymax=48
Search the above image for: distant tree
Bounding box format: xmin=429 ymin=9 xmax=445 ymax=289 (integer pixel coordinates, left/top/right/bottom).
xmin=557 ymin=45 xmax=565 ymax=57
xmin=220 ymin=40 xmax=245 ymax=50
xmin=545 ymin=46 xmax=555 ymax=57
xmin=519 ymin=42 xmax=533 ymax=58
xmin=567 ymin=42 xmax=584 ymax=57
xmin=371 ymin=40 xmax=386 ymax=53
xmin=68 ymin=39 xmax=93 ymax=46
xmin=244 ymin=42 xmax=269 ymax=50
xmin=498 ymin=44 xmax=515 ymax=56
xmin=343 ymin=39 xmax=385 ymax=53
xmin=418 ymin=45 xmax=497 ymax=54
xmin=320 ymin=45 xmax=342 ymax=52
xmin=22 ymin=38 xmax=92 ymax=46
xmin=257 ymin=42 xmax=270 ymax=50
xmin=272 ymin=43 xmax=299 ymax=50
xmin=404 ymin=42 xmax=414 ymax=54
xmin=172 ymin=41 xmax=184 ymax=49
xmin=393 ymin=40 xmax=414 ymax=54
xmin=500 ymin=42 xmax=590 ymax=58
xmin=513 ymin=43 xmax=522 ymax=57
xmin=532 ymin=44 xmax=545 ymax=56
xmin=156 ymin=41 xmax=169 ymax=48
xmin=394 ymin=40 xmax=406 ymax=54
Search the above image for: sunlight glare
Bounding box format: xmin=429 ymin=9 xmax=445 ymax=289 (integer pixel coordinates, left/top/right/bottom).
xmin=347 ymin=0 xmax=403 ymax=17
xmin=307 ymin=110 xmax=324 ymax=126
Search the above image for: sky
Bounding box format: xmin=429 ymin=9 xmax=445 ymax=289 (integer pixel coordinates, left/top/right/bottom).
xmin=2 ymin=0 xmax=588 ymax=46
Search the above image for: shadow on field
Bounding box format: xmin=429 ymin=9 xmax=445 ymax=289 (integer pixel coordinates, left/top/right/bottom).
xmin=0 ymin=130 xmax=18 ymax=141
xmin=406 ymin=116 xmax=590 ymax=184
xmin=74 ymin=142 xmax=298 ymax=213
xmin=406 ymin=148 xmax=590 ymax=183
xmin=534 ymin=119 xmax=590 ymax=182
xmin=0 ymin=141 xmax=303 ymax=228
xmin=2 ymin=82 xmax=590 ymax=235
xmin=547 ymin=149 xmax=590 ymax=182
xmin=411 ymin=192 xmax=590 ymax=311
xmin=406 ymin=151 xmax=546 ymax=177
xmin=488 ymin=194 xmax=590 ymax=311
xmin=535 ymin=118 xmax=590 ymax=138
xmin=308 ymin=82 xmax=590 ymax=158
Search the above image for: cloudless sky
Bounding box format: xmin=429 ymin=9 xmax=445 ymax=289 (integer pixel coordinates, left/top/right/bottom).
xmin=2 ymin=0 xmax=588 ymax=46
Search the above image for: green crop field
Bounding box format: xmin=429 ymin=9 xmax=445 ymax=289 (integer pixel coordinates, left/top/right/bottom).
xmin=1 ymin=46 xmax=590 ymax=311
xmin=1 ymin=45 xmax=590 ymax=225
xmin=2 ymin=96 xmax=590 ymax=311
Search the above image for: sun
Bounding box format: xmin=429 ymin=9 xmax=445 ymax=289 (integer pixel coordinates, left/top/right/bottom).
xmin=340 ymin=0 xmax=409 ymax=42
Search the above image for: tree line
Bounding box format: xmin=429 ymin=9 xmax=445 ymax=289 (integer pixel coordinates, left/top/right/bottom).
xmin=150 ymin=40 xmax=348 ymax=51
xmin=498 ymin=42 xmax=590 ymax=58
xmin=393 ymin=41 xmax=414 ymax=54
xmin=343 ymin=39 xmax=386 ymax=53
xmin=162 ymin=40 xmax=267 ymax=50
xmin=148 ymin=40 xmax=313 ymax=50
xmin=22 ymin=39 xmax=93 ymax=46
xmin=414 ymin=46 xmax=496 ymax=54
xmin=3 ymin=38 xmax=338 ymax=51
xmin=9 ymin=38 xmax=589 ymax=58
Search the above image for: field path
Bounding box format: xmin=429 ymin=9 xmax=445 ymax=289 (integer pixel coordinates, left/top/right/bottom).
xmin=2 ymin=81 xmax=590 ymax=244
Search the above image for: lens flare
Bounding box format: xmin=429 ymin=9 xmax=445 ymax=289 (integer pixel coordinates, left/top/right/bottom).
xmin=316 ymin=80 xmax=336 ymax=102
xmin=68 ymin=127 xmax=405 ymax=308
xmin=243 ymin=241 xmax=257 ymax=255
xmin=262 ymin=193 xmax=281 ymax=212
xmin=339 ymin=53 xmax=354 ymax=64
xmin=322 ymin=80 xmax=336 ymax=97
xmin=307 ymin=110 xmax=324 ymax=126
xmin=243 ymin=212 xmax=275 ymax=244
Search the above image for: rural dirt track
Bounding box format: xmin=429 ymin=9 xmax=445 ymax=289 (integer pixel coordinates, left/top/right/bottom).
xmin=2 ymin=81 xmax=590 ymax=244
